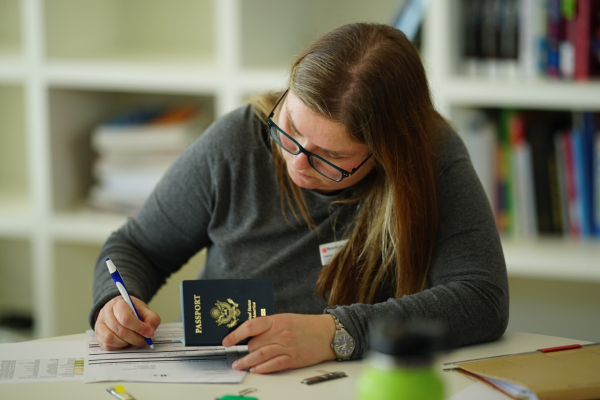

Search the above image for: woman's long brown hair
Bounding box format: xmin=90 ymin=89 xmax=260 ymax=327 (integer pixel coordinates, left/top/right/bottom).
xmin=250 ymin=23 xmax=449 ymax=306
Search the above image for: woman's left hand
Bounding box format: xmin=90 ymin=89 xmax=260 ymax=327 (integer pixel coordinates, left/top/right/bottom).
xmin=222 ymin=313 xmax=337 ymax=373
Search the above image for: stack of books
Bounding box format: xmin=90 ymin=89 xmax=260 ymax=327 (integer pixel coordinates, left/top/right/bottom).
xmin=455 ymin=108 xmax=600 ymax=238
xmin=88 ymin=104 xmax=211 ymax=215
xmin=460 ymin=0 xmax=600 ymax=80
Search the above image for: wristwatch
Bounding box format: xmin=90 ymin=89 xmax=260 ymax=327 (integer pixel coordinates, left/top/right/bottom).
xmin=330 ymin=314 xmax=356 ymax=361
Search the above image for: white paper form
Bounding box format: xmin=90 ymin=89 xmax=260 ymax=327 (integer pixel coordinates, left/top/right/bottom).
xmin=83 ymin=322 xmax=248 ymax=383
xmin=0 ymin=340 xmax=85 ymax=384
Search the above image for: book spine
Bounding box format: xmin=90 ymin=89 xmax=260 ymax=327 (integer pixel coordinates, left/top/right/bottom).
xmin=519 ymin=0 xmax=545 ymax=77
xmin=554 ymin=132 xmax=570 ymax=235
xmin=563 ymin=129 xmax=580 ymax=236
xmin=498 ymin=0 xmax=520 ymax=77
xmin=574 ymin=0 xmax=592 ymax=80
xmin=527 ymin=113 xmax=560 ymax=234
xmin=463 ymin=0 xmax=485 ymax=74
xmin=511 ymin=113 xmax=538 ymax=237
xmin=481 ymin=0 xmax=501 ymax=77
xmin=583 ymin=112 xmax=597 ymax=235
xmin=573 ymin=113 xmax=593 ymax=237
xmin=595 ymin=130 xmax=600 ymax=236
xmin=547 ymin=0 xmax=562 ymax=78
xmin=547 ymin=136 xmax=564 ymax=234
xmin=392 ymin=0 xmax=430 ymax=41
xmin=591 ymin=1 xmax=600 ymax=77
xmin=455 ymin=109 xmax=498 ymax=211
xmin=536 ymin=0 xmax=549 ymax=75
xmin=573 ymin=130 xmax=591 ymax=236
xmin=560 ymin=0 xmax=577 ymax=79
xmin=497 ymin=109 xmax=515 ymax=235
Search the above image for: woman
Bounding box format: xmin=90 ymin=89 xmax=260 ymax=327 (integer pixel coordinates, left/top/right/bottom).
xmin=90 ymin=23 xmax=509 ymax=374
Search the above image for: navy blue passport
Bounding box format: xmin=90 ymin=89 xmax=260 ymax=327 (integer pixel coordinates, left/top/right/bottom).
xmin=180 ymin=279 xmax=274 ymax=346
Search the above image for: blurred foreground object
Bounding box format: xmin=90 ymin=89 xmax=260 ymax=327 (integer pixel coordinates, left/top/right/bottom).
xmin=357 ymin=319 xmax=448 ymax=400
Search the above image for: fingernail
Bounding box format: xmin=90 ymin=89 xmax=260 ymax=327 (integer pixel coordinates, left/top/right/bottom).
xmin=249 ymin=367 xmax=257 ymax=373
xmin=232 ymin=361 xmax=239 ymax=370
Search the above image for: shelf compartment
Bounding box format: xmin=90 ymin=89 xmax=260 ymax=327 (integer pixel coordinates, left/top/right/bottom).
xmin=503 ymin=238 xmax=600 ymax=282
xmin=53 ymin=241 xmax=100 ymax=336
xmin=0 ymin=60 xmax=25 ymax=83
xmin=44 ymin=0 xmax=215 ymax=65
xmin=53 ymin=241 xmax=205 ymax=336
xmin=0 ymin=0 xmax=22 ymax=60
xmin=0 ymin=197 xmax=33 ymax=237
xmin=48 ymin=88 xmax=215 ymax=216
xmin=0 ymin=238 xmax=33 ymax=341
xmin=0 ymin=84 xmax=30 ymax=219
xmin=240 ymin=0 xmax=401 ymax=69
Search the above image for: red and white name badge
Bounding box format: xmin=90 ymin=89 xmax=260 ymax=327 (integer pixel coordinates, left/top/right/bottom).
xmin=318 ymin=239 xmax=348 ymax=266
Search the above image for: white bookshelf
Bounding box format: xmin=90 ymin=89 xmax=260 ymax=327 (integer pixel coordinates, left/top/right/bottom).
xmin=423 ymin=0 xmax=600 ymax=279
xmin=0 ymin=0 xmax=402 ymax=339
xmin=1 ymin=0 xmax=598 ymax=341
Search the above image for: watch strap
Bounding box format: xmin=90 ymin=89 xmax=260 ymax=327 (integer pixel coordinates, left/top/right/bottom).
xmin=332 ymin=314 xmax=346 ymax=332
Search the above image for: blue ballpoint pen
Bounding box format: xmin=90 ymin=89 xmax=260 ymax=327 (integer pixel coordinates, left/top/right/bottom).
xmin=106 ymin=258 xmax=155 ymax=350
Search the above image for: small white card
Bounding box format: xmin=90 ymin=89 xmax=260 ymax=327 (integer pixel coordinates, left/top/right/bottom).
xmin=319 ymin=239 xmax=348 ymax=266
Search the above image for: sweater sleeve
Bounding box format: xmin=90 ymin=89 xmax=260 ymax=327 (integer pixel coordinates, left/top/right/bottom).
xmin=88 ymin=108 xmax=246 ymax=329
xmin=325 ymin=130 xmax=509 ymax=359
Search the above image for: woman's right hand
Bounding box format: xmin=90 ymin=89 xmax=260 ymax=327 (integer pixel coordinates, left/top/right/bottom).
xmin=94 ymin=295 xmax=161 ymax=351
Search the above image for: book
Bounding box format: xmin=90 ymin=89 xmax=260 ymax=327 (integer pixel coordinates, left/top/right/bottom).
xmin=526 ymin=113 xmax=568 ymax=235
xmin=453 ymin=109 xmax=498 ymax=212
xmin=462 ymin=0 xmax=485 ymax=75
xmin=595 ymin=129 xmax=600 ymax=235
xmin=480 ymin=0 xmax=502 ymax=77
xmin=563 ymin=129 xmax=582 ymax=236
xmin=91 ymin=105 xmax=206 ymax=153
xmin=391 ymin=0 xmax=430 ymax=42
xmin=546 ymin=0 xmax=563 ymax=78
xmin=519 ymin=0 xmax=547 ymax=78
xmin=560 ymin=1 xmax=577 ymax=79
xmin=592 ymin=3 xmax=600 ymax=78
xmin=496 ymin=109 xmax=515 ymax=235
xmin=497 ymin=0 xmax=520 ymax=78
xmin=88 ymin=104 xmax=211 ymax=214
xmin=554 ymin=132 xmax=570 ymax=235
xmin=572 ymin=112 xmax=594 ymax=237
xmin=574 ymin=0 xmax=592 ymax=80
xmin=511 ymin=113 xmax=538 ymax=238
xmin=180 ymin=279 xmax=274 ymax=346
xmin=455 ymin=344 xmax=600 ymax=400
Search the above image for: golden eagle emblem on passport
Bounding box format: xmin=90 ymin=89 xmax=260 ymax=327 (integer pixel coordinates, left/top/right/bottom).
xmin=210 ymin=298 xmax=241 ymax=328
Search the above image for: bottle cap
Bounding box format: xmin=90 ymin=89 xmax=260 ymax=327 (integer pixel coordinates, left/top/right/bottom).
xmin=369 ymin=319 xmax=450 ymax=359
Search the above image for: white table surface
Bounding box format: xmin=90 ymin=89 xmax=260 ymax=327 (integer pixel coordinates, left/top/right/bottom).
xmin=0 ymin=331 xmax=587 ymax=399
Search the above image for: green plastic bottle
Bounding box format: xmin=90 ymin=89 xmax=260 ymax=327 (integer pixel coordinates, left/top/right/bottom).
xmin=357 ymin=320 xmax=446 ymax=400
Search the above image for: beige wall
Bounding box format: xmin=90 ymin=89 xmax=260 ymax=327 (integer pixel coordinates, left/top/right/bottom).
xmin=507 ymin=277 xmax=600 ymax=342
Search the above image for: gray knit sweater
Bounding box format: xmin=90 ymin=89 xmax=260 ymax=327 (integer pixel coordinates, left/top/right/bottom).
xmin=90 ymin=105 xmax=509 ymax=359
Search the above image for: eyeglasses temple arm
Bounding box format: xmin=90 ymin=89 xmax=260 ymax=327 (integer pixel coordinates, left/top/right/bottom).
xmin=349 ymin=154 xmax=373 ymax=175
xmin=268 ymin=88 xmax=290 ymax=119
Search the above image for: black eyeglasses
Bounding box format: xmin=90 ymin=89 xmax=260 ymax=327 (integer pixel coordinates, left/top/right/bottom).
xmin=267 ymin=89 xmax=372 ymax=182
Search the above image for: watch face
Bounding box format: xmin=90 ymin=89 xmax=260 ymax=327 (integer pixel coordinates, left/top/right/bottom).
xmin=333 ymin=333 xmax=355 ymax=357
